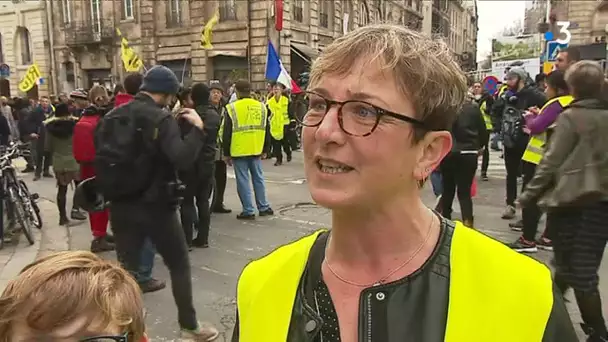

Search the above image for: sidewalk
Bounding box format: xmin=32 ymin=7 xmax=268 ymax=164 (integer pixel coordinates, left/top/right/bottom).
xmin=0 ymin=162 xmax=70 ymax=292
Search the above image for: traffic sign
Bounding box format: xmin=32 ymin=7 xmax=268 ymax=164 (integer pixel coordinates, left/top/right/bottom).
xmin=0 ymin=64 xmax=9 ymax=78
xmin=547 ymin=41 xmax=568 ymax=62
xmin=482 ymin=76 xmax=500 ymax=95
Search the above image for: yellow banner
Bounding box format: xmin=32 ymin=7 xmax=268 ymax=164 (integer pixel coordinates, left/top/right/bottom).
xmin=116 ymin=28 xmax=144 ymax=72
xmin=18 ymin=63 xmax=41 ymax=92
xmin=201 ymin=12 xmax=219 ymax=50
xmin=543 ymin=62 xmax=555 ymax=74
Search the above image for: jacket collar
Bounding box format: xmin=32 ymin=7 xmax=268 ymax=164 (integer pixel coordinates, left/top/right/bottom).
xmin=569 ymin=98 xmax=608 ymax=110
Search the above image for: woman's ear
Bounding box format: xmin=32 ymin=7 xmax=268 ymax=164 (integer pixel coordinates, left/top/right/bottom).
xmin=414 ymin=131 xmax=452 ymax=181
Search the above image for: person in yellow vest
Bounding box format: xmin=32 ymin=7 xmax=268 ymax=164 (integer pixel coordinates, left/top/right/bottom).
xmin=232 ymin=24 xmax=577 ymax=342
xmin=471 ymin=81 xmax=494 ymax=181
xmin=221 ymin=80 xmax=273 ymax=220
xmin=267 ymin=82 xmax=292 ymax=166
xmin=507 ymin=70 xmax=573 ymax=254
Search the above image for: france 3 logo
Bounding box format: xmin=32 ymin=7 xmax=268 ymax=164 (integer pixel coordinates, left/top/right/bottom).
xmin=544 ymin=21 xmax=572 ymax=45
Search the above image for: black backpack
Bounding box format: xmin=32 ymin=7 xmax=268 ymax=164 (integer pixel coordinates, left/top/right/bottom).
xmin=501 ymin=100 xmax=525 ymax=149
xmin=94 ymin=110 xmax=162 ymax=201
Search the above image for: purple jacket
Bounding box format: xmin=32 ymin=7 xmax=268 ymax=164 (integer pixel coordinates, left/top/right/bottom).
xmin=524 ymin=100 xmax=565 ymax=135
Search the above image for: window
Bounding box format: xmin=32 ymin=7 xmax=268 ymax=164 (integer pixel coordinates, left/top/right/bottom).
xmin=319 ymin=0 xmax=329 ymax=28
xmin=219 ymin=0 xmax=236 ymax=21
xmin=90 ymin=0 xmax=101 ymax=37
xmin=359 ymin=2 xmax=368 ymax=26
xmin=123 ymin=0 xmax=134 ymax=19
xmin=0 ymin=33 xmax=4 ymax=64
xmin=292 ymin=0 xmax=303 ymax=22
xmin=407 ymin=0 xmax=413 ymax=7
xmin=18 ymin=27 xmax=32 ymax=64
xmin=61 ymin=0 xmax=71 ymax=24
xmin=167 ymin=0 xmax=182 ymax=28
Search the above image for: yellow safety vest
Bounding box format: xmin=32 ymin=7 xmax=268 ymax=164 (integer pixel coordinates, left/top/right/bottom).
xmin=267 ymin=95 xmax=289 ymax=140
xmin=236 ymin=222 xmax=554 ymax=342
xmin=480 ymin=100 xmax=493 ymax=130
xmin=522 ymin=95 xmax=573 ymax=165
xmin=224 ymin=98 xmax=268 ymax=157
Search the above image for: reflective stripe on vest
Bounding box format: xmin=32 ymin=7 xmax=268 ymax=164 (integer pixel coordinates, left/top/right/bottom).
xmin=225 ymin=98 xmax=268 ymax=157
xmin=236 ymin=222 xmax=553 ymax=342
xmin=522 ymin=95 xmax=573 ymax=165
xmin=480 ymin=101 xmax=493 ymax=130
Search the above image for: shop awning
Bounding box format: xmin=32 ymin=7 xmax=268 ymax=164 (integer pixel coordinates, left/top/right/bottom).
xmin=291 ymin=42 xmax=320 ymax=63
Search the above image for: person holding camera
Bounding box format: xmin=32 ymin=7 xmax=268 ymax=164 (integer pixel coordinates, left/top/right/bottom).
xmin=94 ymin=65 xmax=219 ymax=341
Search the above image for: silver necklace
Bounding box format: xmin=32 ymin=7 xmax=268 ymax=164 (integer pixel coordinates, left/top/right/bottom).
xmin=324 ymin=214 xmax=436 ymax=287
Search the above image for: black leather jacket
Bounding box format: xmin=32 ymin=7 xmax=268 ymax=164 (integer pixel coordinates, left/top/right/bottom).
xmin=232 ymin=219 xmax=578 ymax=342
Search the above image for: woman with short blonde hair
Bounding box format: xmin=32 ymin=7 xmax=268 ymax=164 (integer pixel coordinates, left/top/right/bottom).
xmin=0 ymin=251 xmax=146 ymax=341
xmin=232 ymin=24 xmax=576 ymax=341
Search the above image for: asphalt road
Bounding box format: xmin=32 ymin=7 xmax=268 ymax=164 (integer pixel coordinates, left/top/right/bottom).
xmin=22 ymin=150 xmax=606 ymax=341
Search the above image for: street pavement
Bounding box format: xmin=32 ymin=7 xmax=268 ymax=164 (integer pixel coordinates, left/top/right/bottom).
xmin=1 ymin=150 xmax=606 ymax=341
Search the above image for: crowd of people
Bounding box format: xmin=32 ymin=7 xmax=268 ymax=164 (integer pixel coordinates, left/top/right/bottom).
xmin=0 ymin=23 xmax=607 ymax=342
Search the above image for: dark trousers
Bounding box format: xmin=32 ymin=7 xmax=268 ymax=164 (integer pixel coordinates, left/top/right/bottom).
xmin=180 ymin=172 xmax=214 ymax=246
xmin=439 ymin=152 xmax=478 ymax=221
xmin=272 ymin=136 xmax=291 ymax=163
xmin=521 ymin=161 xmax=545 ymax=241
xmin=212 ymin=160 xmax=227 ymax=209
xmin=481 ymin=133 xmax=490 ymax=175
xmin=503 ymin=145 xmax=525 ymax=206
xmin=110 ymin=202 xmax=197 ymax=329
xmin=32 ymin=141 xmax=51 ymax=176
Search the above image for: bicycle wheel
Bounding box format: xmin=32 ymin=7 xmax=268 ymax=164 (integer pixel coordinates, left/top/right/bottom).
xmin=18 ymin=180 xmax=42 ymax=229
xmin=8 ymin=185 xmax=34 ymax=245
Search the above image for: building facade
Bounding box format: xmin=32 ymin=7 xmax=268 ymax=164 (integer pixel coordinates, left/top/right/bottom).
xmin=48 ymin=0 xmax=465 ymax=93
xmin=431 ymin=0 xmax=477 ymax=71
xmin=0 ymin=0 xmax=53 ymax=98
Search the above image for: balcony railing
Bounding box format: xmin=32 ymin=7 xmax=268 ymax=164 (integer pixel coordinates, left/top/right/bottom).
xmin=65 ymin=19 xmax=115 ymax=46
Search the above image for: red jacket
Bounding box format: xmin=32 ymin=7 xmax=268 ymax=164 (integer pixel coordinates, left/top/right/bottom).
xmin=114 ymin=93 xmax=134 ymax=107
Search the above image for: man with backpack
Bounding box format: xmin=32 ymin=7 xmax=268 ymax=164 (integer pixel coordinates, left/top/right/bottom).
xmin=494 ymin=68 xmax=546 ymax=221
xmin=94 ymin=65 xmax=219 ymax=340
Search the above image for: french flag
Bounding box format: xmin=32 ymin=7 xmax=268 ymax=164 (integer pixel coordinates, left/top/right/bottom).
xmin=265 ymin=40 xmax=303 ymax=94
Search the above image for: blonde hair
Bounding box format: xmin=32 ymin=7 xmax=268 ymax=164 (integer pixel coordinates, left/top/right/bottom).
xmin=89 ymin=85 xmax=109 ymax=106
xmin=309 ymin=24 xmax=467 ymax=138
xmin=0 ymin=251 xmax=145 ymax=341
xmin=565 ymin=60 xmax=605 ymax=99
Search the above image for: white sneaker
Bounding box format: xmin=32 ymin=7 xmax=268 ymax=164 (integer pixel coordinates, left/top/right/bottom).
xmin=179 ymin=322 xmax=219 ymax=341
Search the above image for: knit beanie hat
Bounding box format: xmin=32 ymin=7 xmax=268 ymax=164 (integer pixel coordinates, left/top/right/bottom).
xmin=140 ymin=65 xmax=180 ymax=95
xmin=507 ymin=68 xmax=528 ymax=82
xmin=191 ymin=83 xmax=210 ymax=107
xmin=209 ymin=81 xmax=224 ymax=93
xmin=55 ymin=103 xmax=70 ymax=117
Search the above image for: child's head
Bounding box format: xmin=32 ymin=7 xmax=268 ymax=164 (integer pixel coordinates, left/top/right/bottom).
xmin=0 ymin=251 xmax=145 ymax=341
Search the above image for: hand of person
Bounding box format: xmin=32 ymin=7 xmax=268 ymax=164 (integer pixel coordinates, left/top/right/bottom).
xmin=223 ymin=156 xmax=232 ymax=166
xmin=179 ymin=108 xmax=204 ymax=130
xmin=477 ymin=147 xmax=484 ymax=156
xmin=522 ymin=127 xmax=531 ymax=134
xmin=261 ymin=153 xmax=267 ymax=159
xmin=527 ymin=106 xmax=540 ymax=115
xmin=29 ymin=133 xmax=39 ymax=139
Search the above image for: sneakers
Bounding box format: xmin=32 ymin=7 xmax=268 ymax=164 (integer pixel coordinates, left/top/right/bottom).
xmin=259 ymin=208 xmax=274 ymax=216
xmin=501 ymin=205 xmax=516 ymax=219
xmin=180 ymin=322 xmax=219 ymax=341
xmin=212 ymin=205 xmax=232 ymax=214
xmin=481 ymin=173 xmax=489 ymax=181
xmin=536 ymin=237 xmax=553 ymax=251
xmin=509 ymin=219 xmax=524 ymax=231
xmin=507 ymin=237 xmax=538 ymax=253
xmin=70 ymin=208 xmax=87 ymax=221
xmin=139 ymin=278 xmax=166 ymax=294
xmin=90 ymin=237 xmax=115 ymax=253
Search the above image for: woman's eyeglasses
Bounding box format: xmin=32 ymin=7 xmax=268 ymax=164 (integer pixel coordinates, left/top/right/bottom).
xmin=297 ymin=91 xmax=427 ymax=137
xmin=79 ymin=332 xmax=128 ymax=342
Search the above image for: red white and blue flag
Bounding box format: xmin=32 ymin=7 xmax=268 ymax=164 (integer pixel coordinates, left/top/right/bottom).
xmin=265 ymin=40 xmax=303 ymax=94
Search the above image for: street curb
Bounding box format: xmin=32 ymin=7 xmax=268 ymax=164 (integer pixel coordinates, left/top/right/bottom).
xmin=0 ymin=198 xmax=61 ymax=292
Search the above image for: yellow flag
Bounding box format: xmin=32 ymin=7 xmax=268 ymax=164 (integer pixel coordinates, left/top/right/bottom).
xmin=18 ymin=63 xmax=41 ymax=92
xmin=201 ymin=12 xmax=219 ymax=50
xmin=116 ymin=28 xmax=143 ymax=72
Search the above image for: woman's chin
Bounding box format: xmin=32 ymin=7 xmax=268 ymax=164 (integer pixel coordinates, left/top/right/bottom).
xmin=309 ymin=187 xmax=356 ymax=210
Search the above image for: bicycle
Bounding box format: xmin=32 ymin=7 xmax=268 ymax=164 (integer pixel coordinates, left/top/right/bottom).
xmin=0 ymin=143 xmax=42 ymax=247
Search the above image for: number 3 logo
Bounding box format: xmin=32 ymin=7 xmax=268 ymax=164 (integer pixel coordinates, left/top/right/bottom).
xmin=555 ymin=21 xmax=571 ymax=45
